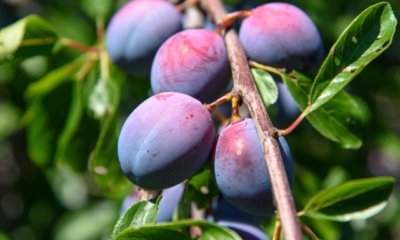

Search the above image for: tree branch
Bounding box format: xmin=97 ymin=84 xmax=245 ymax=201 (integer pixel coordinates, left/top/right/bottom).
xmin=200 ymin=0 xmax=303 ymax=239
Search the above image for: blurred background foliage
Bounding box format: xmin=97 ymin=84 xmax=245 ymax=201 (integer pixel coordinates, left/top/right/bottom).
xmin=0 ymin=0 xmax=399 ymax=239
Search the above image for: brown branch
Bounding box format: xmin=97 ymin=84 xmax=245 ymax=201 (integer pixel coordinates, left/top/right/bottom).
xmin=200 ymin=0 xmax=303 ymax=239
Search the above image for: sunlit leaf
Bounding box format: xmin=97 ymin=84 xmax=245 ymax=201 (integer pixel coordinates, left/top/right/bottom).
xmin=302 ymin=177 xmax=395 ymax=221
xmin=0 ymin=15 xmax=58 ymax=61
xmin=111 ymin=201 xmax=159 ymax=239
xmin=282 ymin=71 xmax=365 ymax=148
xmin=88 ymin=78 xmax=119 ymax=119
xmin=307 ymin=2 xmax=397 ymax=114
xmin=252 ymin=68 xmax=278 ymax=107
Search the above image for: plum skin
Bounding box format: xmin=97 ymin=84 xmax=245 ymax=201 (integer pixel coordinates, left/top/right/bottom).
xmin=118 ymin=92 xmax=215 ymax=190
xmin=106 ymin=0 xmax=182 ymax=75
xmin=239 ymin=2 xmax=324 ymax=73
xmin=151 ymin=29 xmax=230 ymax=103
xmin=213 ymin=118 xmax=294 ymax=216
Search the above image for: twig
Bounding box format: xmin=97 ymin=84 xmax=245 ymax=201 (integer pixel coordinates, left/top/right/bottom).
xmin=300 ymin=222 xmax=319 ymax=240
xmin=200 ymin=0 xmax=303 ymax=239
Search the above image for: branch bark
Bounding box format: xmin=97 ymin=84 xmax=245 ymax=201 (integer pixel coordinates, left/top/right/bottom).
xmin=200 ymin=0 xmax=303 ymax=239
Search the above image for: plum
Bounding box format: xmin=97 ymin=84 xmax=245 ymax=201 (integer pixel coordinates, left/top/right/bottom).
xmin=151 ymin=29 xmax=230 ymax=102
xmin=239 ymin=2 xmax=324 ymax=73
xmin=106 ymin=0 xmax=182 ymax=75
xmin=213 ymin=118 xmax=294 ymax=216
xmin=118 ymin=92 xmax=215 ymax=190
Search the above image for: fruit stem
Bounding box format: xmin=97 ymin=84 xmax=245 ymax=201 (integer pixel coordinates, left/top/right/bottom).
xmin=200 ymin=0 xmax=303 ymax=239
xmin=249 ymin=60 xmax=286 ymax=76
xmin=300 ymin=222 xmax=320 ymax=240
xmin=272 ymin=220 xmax=282 ymax=240
xmin=231 ymin=95 xmax=241 ymax=123
xmin=205 ymin=92 xmax=232 ymax=111
xmin=60 ymin=38 xmax=99 ymax=52
xmin=100 ymin=49 xmax=111 ymax=81
xmin=20 ymin=37 xmax=57 ymax=47
xmin=215 ymin=10 xmax=252 ymax=34
xmin=76 ymin=52 xmax=98 ymax=81
xmin=276 ymin=108 xmax=308 ymax=136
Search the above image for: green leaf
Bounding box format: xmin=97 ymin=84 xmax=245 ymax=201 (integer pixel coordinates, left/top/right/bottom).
xmin=0 ymin=15 xmax=58 ymax=61
xmin=308 ymin=2 xmax=397 ymax=114
xmin=252 ymin=68 xmax=278 ymax=107
xmin=25 ymin=57 xmax=83 ymax=99
xmin=80 ymin=0 xmax=114 ymax=22
xmin=116 ymin=219 xmax=242 ymax=240
xmin=26 ymin=80 xmax=74 ymax=166
xmin=302 ymin=177 xmax=395 ymax=221
xmin=89 ymin=110 xmax=131 ymax=196
xmin=87 ymin=65 xmax=130 ymax=195
xmin=111 ymin=201 xmax=159 ymax=240
xmin=54 ymin=81 xmax=99 ymax=171
xmin=282 ymin=72 xmax=365 ymax=149
xmin=88 ymin=78 xmax=119 ymax=119
xmin=24 ymin=58 xmax=86 ymax=167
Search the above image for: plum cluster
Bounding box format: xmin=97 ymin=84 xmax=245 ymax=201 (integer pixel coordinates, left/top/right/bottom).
xmin=110 ymin=0 xmax=323 ymax=227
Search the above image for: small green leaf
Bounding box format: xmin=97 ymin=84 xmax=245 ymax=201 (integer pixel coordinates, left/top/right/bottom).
xmin=302 ymin=177 xmax=395 ymax=221
xmin=252 ymin=68 xmax=278 ymax=107
xmin=308 ymin=2 xmax=397 ymax=113
xmin=116 ymin=219 xmax=242 ymax=240
xmin=282 ymin=72 xmax=365 ymax=148
xmin=0 ymin=15 xmax=58 ymax=61
xmin=88 ymin=78 xmax=119 ymax=119
xmin=111 ymin=201 xmax=159 ymax=240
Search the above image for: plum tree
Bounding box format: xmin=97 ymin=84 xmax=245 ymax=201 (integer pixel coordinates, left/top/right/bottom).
xmin=151 ymin=29 xmax=231 ymax=102
xmin=106 ymin=0 xmax=182 ymax=75
xmin=120 ymin=183 xmax=185 ymax=222
xmin=213 ymin=118 xmax=294 ymax=216
xmin=118 ymin=92 xmax=215 ymax=190
xmin=239 ymin=2 xmax=324 ymax=73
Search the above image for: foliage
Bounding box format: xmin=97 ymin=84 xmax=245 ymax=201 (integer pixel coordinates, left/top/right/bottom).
xmin=0 ymin=0 xmax=399 ymax=239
